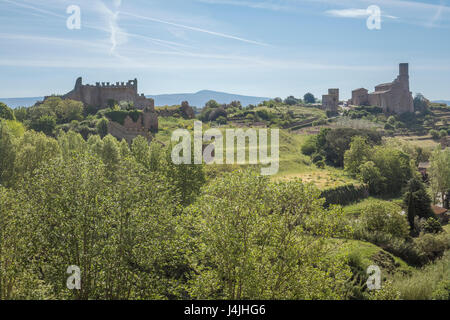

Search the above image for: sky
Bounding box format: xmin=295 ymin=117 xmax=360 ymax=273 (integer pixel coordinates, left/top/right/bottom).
xmin=0 ymin=0 xmax=449 ymax=100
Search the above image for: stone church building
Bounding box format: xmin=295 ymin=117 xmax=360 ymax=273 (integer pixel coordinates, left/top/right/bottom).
xmin=350 ymin=63 xmax=414 ymax=114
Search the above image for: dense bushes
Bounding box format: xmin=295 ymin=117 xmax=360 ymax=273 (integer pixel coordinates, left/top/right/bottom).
xmin=344 ymin=136 xmax=413 ymax=197
xmin=320 ymin=184 xmax=369 ymax=207
xmin=104 ymin=109 xmax=142 ymax=125
xmin=302 ymin=128 xmax=382 ymax=167
xmin=0 ymin=128 xmax=358 ymax=299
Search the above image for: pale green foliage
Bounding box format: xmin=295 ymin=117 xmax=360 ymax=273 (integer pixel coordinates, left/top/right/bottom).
xmin=87 ymin=135 xmax=104 ymax=157
xmin=344 ymin=136 xmax=370 ymax=176
xmin=356 ymin=200 xmax=410 ymax=239
xmin=367 ymin=280 xmax=401 ymax=300
xmin=358 ymin=161 xmax=385 ymax=195
xmin=14 ymin=130 xmax=61 ymax=183
xmin=3 ymin=153 xmax=188 ymax=299
xmin=187 ymin=170 xmax=352 ymax=300
xmin=131 ymin=135 xmax=151 ymax=168
xmin=344 ymin=137 xmax=412 ymax=196
xmin=0 ymin=121 xmax=17 ymax=186
xmin=101 ymin=134 xmax=121 ymax=169
xmin=57 ymin=130 xmax=86 ymax=159
xmin=119 ymin=139 xmax=130 ymax=158
xmin=429 ymin=148 xmax=450 ymax=205
xmin=164 ymin=144 xmax=206 ymax=206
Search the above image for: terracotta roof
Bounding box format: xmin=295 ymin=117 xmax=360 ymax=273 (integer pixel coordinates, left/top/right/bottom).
xmin=432 ymin=205 xmax=448 ymax=215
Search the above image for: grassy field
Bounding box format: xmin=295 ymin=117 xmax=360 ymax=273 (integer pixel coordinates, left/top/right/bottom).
xmin=156 ymin=117 xmax=357 ymax=189
xmin=396 ymin=135 xmax=440 ymax=149
xmin=342 ymin=197 xmax=403 ymax=218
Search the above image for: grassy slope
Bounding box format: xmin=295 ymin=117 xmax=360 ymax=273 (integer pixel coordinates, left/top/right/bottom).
xmin=156 ymin=117 xmax=357 ymax=189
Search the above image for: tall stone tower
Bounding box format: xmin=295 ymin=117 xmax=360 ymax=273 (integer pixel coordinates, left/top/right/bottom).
xmin=399 ymin=63 xmax=410 ymax=91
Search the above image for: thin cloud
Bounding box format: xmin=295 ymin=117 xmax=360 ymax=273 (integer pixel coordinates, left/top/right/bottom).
xmin=120 ymin=11 xmax=268 ymax=46
xmin=2 ymin=0 xmax=66 ymax=18
xmin=96 ymin=0 xmax=127 ymax=55
xmin=326 ymin=8 xmax=398 ymax=19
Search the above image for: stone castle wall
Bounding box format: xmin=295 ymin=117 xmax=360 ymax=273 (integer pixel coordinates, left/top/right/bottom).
xmin=60 ymin=77 xmax=158 ymax=143
xmin=62 ymin=77 xmax=155 ymax=111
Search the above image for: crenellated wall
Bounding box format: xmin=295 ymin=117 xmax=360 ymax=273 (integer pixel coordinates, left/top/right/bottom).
xmin=62 ymin=77 xmax=155 ymax=111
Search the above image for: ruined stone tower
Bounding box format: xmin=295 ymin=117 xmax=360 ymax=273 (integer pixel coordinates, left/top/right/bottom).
xmin=322 ymin=89 xmax=339 ymax=114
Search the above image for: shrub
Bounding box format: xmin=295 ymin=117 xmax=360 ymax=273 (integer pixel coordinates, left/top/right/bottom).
xmin=0 ymin=102 xmax=15 ymax=120
xmin=431 ymin=280 xmax=450 ymax=300
xmin=320 ymin=184 xmax=369 ymax=208
xmin=430 ymin=129 xmax=440 ymax=140
xmin=301 ymin=135 xmax=318 ymax=156
xmin=414 ymin=232 xmax=449 ymax=262
xmin=216 ymin=116 xmax=227 ymax=125
xmin=357 ymin=200 xmax=410 ymax=239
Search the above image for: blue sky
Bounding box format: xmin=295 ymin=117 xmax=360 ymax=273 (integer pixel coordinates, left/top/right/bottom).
xmin=0 ymin=0 xmax=449 ymax=100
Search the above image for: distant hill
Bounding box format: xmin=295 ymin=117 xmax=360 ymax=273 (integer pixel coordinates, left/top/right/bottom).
xmin=0 ymin=97 xmax=44 ymax=108
xmin=1 ymin=90 xmax=270 ymax=109
xmin=433 ymin=100 xmax=450 ymax=106
xmin=147 ymin=90 xmax=271 ymax=108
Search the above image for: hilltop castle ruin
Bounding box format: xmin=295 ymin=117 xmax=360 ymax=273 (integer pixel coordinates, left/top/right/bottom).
xmin=350 ymin=63 xmax=414 ymax=114
xmin=61 ymin=77 xmax=158 ymax=142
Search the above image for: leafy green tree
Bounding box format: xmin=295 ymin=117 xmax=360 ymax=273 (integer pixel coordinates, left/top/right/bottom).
xmin=429 ymin=148 xmax=450 ymax=206
xmin=101 ymin=135 xmax=121 ymax=171
xmin=205 ymin=100 xmax=220 ymax=109
xmin=404 ymin=176 xmax=434 ymax=230
xmin=14 ymin=130 xmax=61 ymax=183
xmin=323 ymin=128 xmax=382 ymax=167
xmin=187 ymin=170 xmax=351 ymax=300
xmin=413 ymin=93 xmax=429 ymax=113
xmin=0 ymin=102 xmax=15 ymax=120
xmin=357 ymin=200 xmax=410 ymax=239
xmin=56 ymin=100 xmax=84 ymax=123
xmin=358 ymin=161 xmax=385 ymax=195
xmin=31 ymin=115 xmax=56 ymax=135
xmin=7 ymin=152 xmax=188 ymax=299
xmin=0 ymin=121 xmax=17 ymax=186
xmin=164 ymin=144 xmax=205 ymax=206
xmin=370 ymin=146 xmax=412 ymax=196
xmin=301 ymin=135 xmax=318 ymax=156
xmin=284 ymin=96 xmax=300 ymax=105
xmin=57 ymin=130 xmax=86 ymax=160
xmin=430 ymin=129 xmax=440 ymax=140
xmin=119 ymin=139 xmax=130 ymax=158
xmin=304 ymin=93 xmax=316 ymax=104
xmin=87 ymin=134 xmax=104 ymax=156
xmin=97 ymin=118 xmax=109 ymax=138
xmin=13 ymin=107 xmax=27 ymax=122
xmin=131 ymin=136 xmax=151 ymax=169
xmin=344 ymin=136 xmax=371 ymax=176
